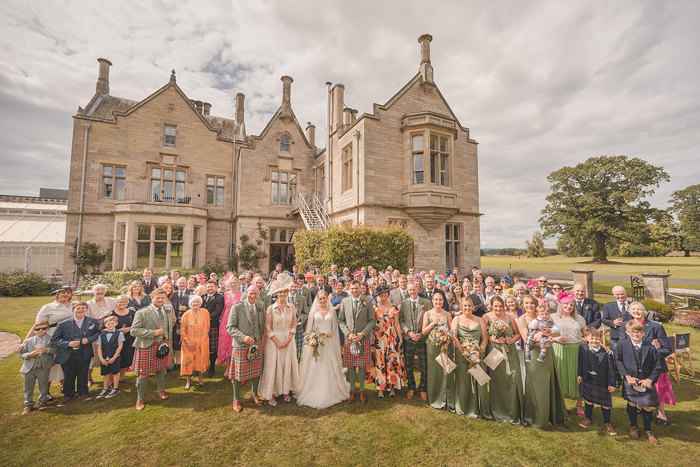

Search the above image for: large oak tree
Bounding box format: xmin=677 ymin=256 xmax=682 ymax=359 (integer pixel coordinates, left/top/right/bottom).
xmin=539 ymin=156 xmax=669 ymax=262
xmin=669 ymin=184 xmax=700 ymax=256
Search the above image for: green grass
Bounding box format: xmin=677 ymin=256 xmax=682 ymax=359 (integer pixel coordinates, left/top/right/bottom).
xmin=1 ymin=296 xmax=699 ymax=465
xmin=481 ymin=256 xmax=700 ymax=280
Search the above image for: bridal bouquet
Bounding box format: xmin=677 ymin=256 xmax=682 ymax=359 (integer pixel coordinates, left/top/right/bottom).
xmin=429 ymin=325 xmax=453 ymax=355
xmin=488 ymin=319 xmax=511 ymax=352
xmin=460 ymin=336 xmax=481 ymax=366
xmin=303 ymin=329 xmax=331 ymax=361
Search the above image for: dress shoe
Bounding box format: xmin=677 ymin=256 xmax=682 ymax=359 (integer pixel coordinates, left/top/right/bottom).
xmin=207 ymin=367 xmax=215 ymax=378
xmin=420 ymin=392 xmax=428 ymax=401
xmin=656 ymin=418 xmax=669 ymax=427
xmin=645 ymin=431 xmax=660 ymax=445
xmin=250 ymin=396 xmax=264 ymax=407
xmin=157 ymin=391 xmax=170 ymax=400
xmin=38 ymin=402 xmax=48 ymax=410
xmin=629 ymin=426 xmax=639 ymax=439
xmin=579 ymin=418 xmax=592 ymax=428
xmin=233 ymin=401 xmax=243 ymax=413
xmin=406 ymin=390 xmax=415 ymax=400
xmin=135 ymin=399 xmax=146 ymax=411
xmin=79 ymin=394 xmax=92 ymax=401
xmin=359 ymin=391 xmax=367 ymax=404
xmin=22 ymin=405 xmax=33 ymax=415
xmin=604 ymin=424 xmax=617 ymax=436
xmin=347 ymin=392 xmax=355 ymax=404
xmin=57 ymin=396 xmax=73 ymax=407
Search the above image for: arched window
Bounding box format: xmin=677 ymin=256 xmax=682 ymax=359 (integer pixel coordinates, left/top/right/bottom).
xmin=280 ymin=135 xmax=290 ymax=152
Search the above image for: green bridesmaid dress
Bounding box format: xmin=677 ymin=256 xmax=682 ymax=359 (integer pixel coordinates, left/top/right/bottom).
xmin=522 ymin=346 xmax=567 ymax=429
xmin=426 ymin=318 xmax=455 ymax=411
xmin=454 ymin=323 xmax=491 ymax=418
xmin=485 ymin=317 xmax=523 ymax=424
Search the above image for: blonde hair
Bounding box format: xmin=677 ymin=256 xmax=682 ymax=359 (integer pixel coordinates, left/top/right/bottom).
xmin=103 ymin=315 xmax=118 ymax=325
xmin=127 ymin=280 xmax=145 ymax=299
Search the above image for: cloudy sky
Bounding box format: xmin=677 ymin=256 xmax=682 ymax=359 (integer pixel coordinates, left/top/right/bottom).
xmin=1 ymin=0 xmax=699 ymax=248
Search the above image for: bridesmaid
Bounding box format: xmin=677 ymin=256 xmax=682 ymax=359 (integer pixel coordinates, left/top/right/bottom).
xmin=484 ymin=296 xmax=523 ymax=424
xmin=422 ymin=293 xmax=454 ymax=411
xmin=518 ymin=295 xmax=567 ymax=429
xmin=218 ymin=276 xmax=243 ymax=377
xmin=451 ymin=296 xmax=491 ymax=418
xmin=366 ymin=285 xmax=405 ymax=398
xmin=180 ymin=295 xmax=210 ymax=390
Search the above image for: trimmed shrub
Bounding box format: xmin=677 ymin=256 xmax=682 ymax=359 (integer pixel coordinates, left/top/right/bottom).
xmin=640 ymin=299 xmax=674 ymax=322
xmin=79 ymin=268 xmax=204 ymax=294
xmin=0 ymin=271 xmax=56 ymax=297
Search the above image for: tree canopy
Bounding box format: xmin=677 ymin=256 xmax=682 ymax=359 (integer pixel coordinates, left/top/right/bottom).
xmin=539 ymin=155 xmax=669 ymax=262
xmin=669 ymin=184 xmax=700 ymax=256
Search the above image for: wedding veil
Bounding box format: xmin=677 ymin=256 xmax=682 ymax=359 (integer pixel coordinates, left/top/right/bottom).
xmin=299 ymin=294 xmax=344 ymax=373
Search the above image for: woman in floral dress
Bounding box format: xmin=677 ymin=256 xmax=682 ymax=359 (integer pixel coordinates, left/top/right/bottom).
xmin=367 ymin=284 xmax=405 ymax=398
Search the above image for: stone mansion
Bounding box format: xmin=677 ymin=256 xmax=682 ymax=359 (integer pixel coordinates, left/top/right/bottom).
xmin=63 ymin=34 xmax=481 ymax=280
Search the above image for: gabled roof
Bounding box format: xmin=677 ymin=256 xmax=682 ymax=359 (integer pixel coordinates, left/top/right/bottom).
xmin=251 ymin=103 xmax=313 ymax=149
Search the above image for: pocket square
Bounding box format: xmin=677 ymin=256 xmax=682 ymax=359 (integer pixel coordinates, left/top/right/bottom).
xmin=89 ymin=324 xmax=95 ymax=330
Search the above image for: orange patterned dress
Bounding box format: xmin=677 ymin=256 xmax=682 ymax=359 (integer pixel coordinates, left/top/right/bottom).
xmin=366 ymin=306 xmax=406 ymax=390
xmin=180 ymin=308 xmax=210 ymax=376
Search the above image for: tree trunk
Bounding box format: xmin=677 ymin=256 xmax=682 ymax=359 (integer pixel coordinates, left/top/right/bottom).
xmin=592 ymin=232 xmax=607 ymax=262
xmin=684 ymin=249 xmax=690 ymax=257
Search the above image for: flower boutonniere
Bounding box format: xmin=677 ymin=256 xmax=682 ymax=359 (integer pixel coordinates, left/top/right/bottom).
xmin=362 ymin=301 xmax=367 ymax=307
xmin=585 ymin=304 xmax=591 ymax=311
xmin=420 ymin=304 xmax=425 ymax=311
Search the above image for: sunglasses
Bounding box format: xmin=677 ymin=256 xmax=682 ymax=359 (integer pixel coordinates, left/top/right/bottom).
xmin=539 ymin=280 xmax=548 ymax=283
xmin=34 ymin=326 xmax=49 ymax=331
xmin=494 ymin=288 xmax=502 ymax=291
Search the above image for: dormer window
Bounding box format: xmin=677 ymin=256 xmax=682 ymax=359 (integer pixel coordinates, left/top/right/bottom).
xmin=280 ymin=135 xmax=290 ymax=152
xmin=164 ymin=125 xmax=176 ymax=146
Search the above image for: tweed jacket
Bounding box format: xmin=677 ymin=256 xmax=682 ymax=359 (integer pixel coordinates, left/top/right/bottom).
xmin=398 ymin=296 xmax=432 ymax=343
xmin=226 ymin=299 xmax=266 ymax=347
xmin=130 ymin=303 xmax=174 ymax=349
xmin=338 ymin=294 xmax=375 ymax=338
xmin=19 ymin=335 xmax=56 ymax=373
xmin=289 ymin=292 xmax=310 ymax=324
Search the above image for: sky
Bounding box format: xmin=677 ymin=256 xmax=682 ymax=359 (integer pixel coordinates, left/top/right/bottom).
xmin=1 ymin=0 xmax=699 ymax=248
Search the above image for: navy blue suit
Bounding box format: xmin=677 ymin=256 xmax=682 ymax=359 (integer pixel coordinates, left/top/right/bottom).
xmin=575 ymin=298 xmax=601 ymax=329
xmin=141 ymin=278 xmax=156 ymax=296
xmin=602 ymin=301 xmax=632 ymax=347
xmin=620 ymin=319 xmax=672 ymax=361
xmin=578 ymin=344 xmax=616 ymax=388
xmin=614 ymin=338 xmax=664 ymax=384
xmin=51 ymin=316 xmax=100 ymax=397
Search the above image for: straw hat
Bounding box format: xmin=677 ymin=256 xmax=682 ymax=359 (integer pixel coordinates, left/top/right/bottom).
xmin=268 ymin=272 xmax=294 ymax=295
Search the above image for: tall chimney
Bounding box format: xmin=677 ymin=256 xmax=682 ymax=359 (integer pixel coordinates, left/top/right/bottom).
xmin=350 ymin=109 xmax=358 ymax=123
xmin=96 ymin=58 xmax=112 ymax=95
xmin=195 ymin=100 xmax=203 ymax=114
xmin=305 ymin=122 xmax=316 ymax=147
xmin=331 ymin=84 xmax=344 ymax=133
xmin=281 ymin=75 xmax=293 ymax=104
xmin=343 ymin=108 xmax=353 ymax=126
xmin=235 ymin=93 xmax=245 ymax=124
xmin=203 ymin=102 xmax=211 ymax=115
xmin=418 ymin=34 xmax=434 ymax=84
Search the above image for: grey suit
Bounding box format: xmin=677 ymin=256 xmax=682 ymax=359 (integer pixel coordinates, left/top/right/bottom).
xmin=289 ymin=293 xmax=309 ymax=325
xmin=338 ymin=294 xmax=375 ymax=340
xmin=227 ymin=299 xmax=266 ymax=347
xmin=390 ymin=288 xmax=410 ymax=307
xmin=131 ymin=304 xmax=174 ymax=349
xmin=19 ymin=335 xmax=56 ymax=406
xmin=399 ymin=297 xmax=432 ymax=343
xmin=399 ymin=296 xmax=431 ymax=392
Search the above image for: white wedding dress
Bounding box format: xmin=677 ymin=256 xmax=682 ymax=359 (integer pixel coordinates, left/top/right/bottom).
xmin=296 ymin=298 xmax=350 ymax=409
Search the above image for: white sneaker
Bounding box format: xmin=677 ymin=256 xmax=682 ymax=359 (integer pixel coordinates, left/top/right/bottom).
xmin=96 ymin=389 xmax=109 ymax=399
xmin=105 ymin=388 xmax=120 ymax=398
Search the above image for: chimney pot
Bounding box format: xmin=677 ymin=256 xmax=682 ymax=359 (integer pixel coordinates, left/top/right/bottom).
xmin=235 ymin=93 xmax=245 ymax=124
xmin=305 ymin=122 xmax=316 ymax=147
xmin=418 ymin=34 xmax=434 ymax=84
xmin=331 ymin=84 xmax=345 ymax=133
xmin=195 ymin=100 xmax=203 ymax=114
xmin=343 ymin=108 xmax=353 ymax=125
xmin=96 ymin=58 xmax=112 ymax=95
xmin=203 ymin=102 xmax=211 ymax=115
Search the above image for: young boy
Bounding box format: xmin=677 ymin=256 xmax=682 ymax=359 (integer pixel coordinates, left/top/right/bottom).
xmin=525 ymin=305 xmax=559 ymax=362
xmin=615 ymin=320 xmax=665 ymax=445
xmin=577 ymin=328 xmax=617 ymax=435
xmin=18 ymin=320 xmax=56 ymax=414
xmin=96 ymin=316 xmax=124 ymax=399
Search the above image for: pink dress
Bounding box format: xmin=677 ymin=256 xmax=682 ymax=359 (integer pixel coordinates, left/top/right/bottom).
xmin=217 ymin=290 xmax=243 ymax=366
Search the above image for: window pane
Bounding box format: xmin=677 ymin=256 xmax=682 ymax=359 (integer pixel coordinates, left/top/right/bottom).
xmin=280 ymin=230 xmax=287 ymax=242
xmin=103 ymin=177 xmax=113 ymax=198
xmin=163 ymin=181 xmax=172 ymax=198
xmin=137 ymin=243 xmax=150 ymax=268
xmin=155 ymin=226 xmax=167 ymax=240
xmin=271 ymin=183 xmax=278 ymax=203
xmin=446 ymin=225 xmax=451 ymax=239
xmin=116 ymin=167 xmax=126 ymax=177
xmin=280 ymin=172 xmax=288 ymax=182
xmin=165 ymin=125 xmax=176 ymax=136
xmin=193 ymin=227 xmax=200 ymax=242
xmin=455 ymin=243 xmax=460 ymax=267
xmin=207 ymin=177 xmax=214 ymax=186
xmin=413 ymin=153 xmax=423 ymax=170
xmin=207 ymin=186 xmax=214 ymax=204
xmin=153 ymin=243 xmax=166 ymax=267
xmin=430 ymin=153 xmax=437 ymax=184
xmin=164 ymin=169 xmax=173 ymax=180
xmin=151 ymin=180 xmax=160 ymax=200
xmin=412 ymin=135 xmax=423 ymax=151
xmin=137 ymin=225 xmax=151 ymax=240
xmin=176 ymin=171 xmax=185 ymax=181
xmin=414 ymin=170 xmax=424 ymax=184
xmin=441 ymin=154 xmax=449 ymax=185
xmin=192 ymin=242 xmax=199 ymax=267
xmin=289 ymin=173 xmax=296 ymax=183
xmin=280 ymin=183 xmax=288 ymax=203
xmin=217 ymin=177 xmax=224 ymax=187
xmin=440 ymin=137 xmax=447 ymax=153
xmin=103 ymin=166 xmax=113 ymax=175
xmin=216 ymin=187 xmax=224 ymax=206
xmin=454 ymin=225 xmax=459 ymax=240
xmin=430 ymin=135 xmax=437 ymax=150
xmin=175 ymin=182 xmax=185 ymax=199
xmin=271 ymin=171 xmax=278 ymax=181
xmin=269 ymin=229 xmax=278 ymax=242
xmin=171 ymin=226 xmax=183 ymax=241
xmin=170 ymin=243 xmax=183 ymax=267
xmin=151 ymin=168 xmax=161 ymax=178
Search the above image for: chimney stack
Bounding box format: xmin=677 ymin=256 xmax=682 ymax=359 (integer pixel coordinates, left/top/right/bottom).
xmin=195 ymin=100 xmax=203 ymax=114
xmin=418 ymin=34 xmax=434 ymax=84
xmin=235 ymin=93 xmax=245 ymax=124
xmin=305 ymin=122 xmax=316 ymax=147
xmin=331 ymin=84 xmax=345 ymax=133
xmin=96 ymin=58 xmax=112 ymax=95
xmin=350 ymin=109 xmax=358 ymax=123
xmin=343 ymin=108 xmax=353 ymax=126
xmin=281 ymin=75 xmax=293 ymax=104
xmin=203 ymin=102 xmax=211 ymax=116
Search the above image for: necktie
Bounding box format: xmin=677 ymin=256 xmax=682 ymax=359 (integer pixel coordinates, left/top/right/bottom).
xmin=620 ymin=302 xmax=626 ymax=314
xmin=353 ymin=300 xmax=359 ymax=313
xmin=428 ymin=290 xmax=433 ymax=298
xmin=634 ymin=345 xmax=642 ymax=376
xmin=577 ymin=301 xmax=583 ymax=313
xmin=250 ymin=303 xmax=255 ymax=317
xmin=402 ymin=291 xmax=408 ymax=300
xmin=157 ymin=307 xmax=164 ymax=320
xmin=412 ymin=301 xmax=417 ymax=313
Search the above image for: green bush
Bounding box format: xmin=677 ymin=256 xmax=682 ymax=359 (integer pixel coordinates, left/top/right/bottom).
xmin=0 ymin=271 xmax=56 ymax=297
xmin=641 ymin=299 xmax=674 ymax=322
xmin=79 ymin=268 xmax=204 ymax=294
xmin=294 ymin=224 xmax=414 ymax=273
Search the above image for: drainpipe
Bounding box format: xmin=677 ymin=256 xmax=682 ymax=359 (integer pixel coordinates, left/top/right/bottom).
xmin=75 ymin=122 xmax=91 ymax=284
xmin=353 ymin=129 xmax=361 ymax=225
xmin=325 ymin=82 xmax=331 ymax=208
xmin=229 ymin=123 xmax=237 ymax=259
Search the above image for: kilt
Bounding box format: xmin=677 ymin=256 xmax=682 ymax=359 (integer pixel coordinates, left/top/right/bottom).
xmin=131 ymin=341 xmax=171 ymax=376
xmin=295 ymin=323 xmax=304 ymax=353
xmin=580 ymin=380 xmax=612 ymax=407
xmin=622 ymin=380 xmax=659 ymax=407
xmin=342 ymin=335 xmax=371 ymax=368
xmin=209 ymin=326 xmax=219 ymax=357
xmin=230 ymin=340 xmax=265 ymax=383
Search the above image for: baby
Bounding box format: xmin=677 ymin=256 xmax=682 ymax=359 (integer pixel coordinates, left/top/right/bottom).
xmin=525 ymin=305 xmax=559 ymax=362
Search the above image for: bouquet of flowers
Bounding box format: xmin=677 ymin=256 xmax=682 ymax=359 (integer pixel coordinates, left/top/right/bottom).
xmin=303 ymin=329 xmax=331 ymax=361
xmin=488 ymin=319 xmax=511 ymax=352
xmin=460 ymin=336 xmax=481 ymax=366
xmin=429 ymin=324 xmax=453 ymax=354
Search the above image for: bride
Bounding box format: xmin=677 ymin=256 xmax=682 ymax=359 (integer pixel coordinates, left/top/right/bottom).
xmin=296 ymin=290 xmax=350 ymax=409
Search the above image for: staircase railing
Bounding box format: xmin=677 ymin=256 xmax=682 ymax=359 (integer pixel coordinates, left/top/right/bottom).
xmin=312 ymin=193 xmax=331 ymax=230
xmin=292 ymin=193 xmax=327 ymax=231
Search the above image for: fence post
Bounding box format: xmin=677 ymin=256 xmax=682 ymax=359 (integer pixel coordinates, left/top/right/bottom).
xmin=640 ymin=272 xmax=671 ymax=305
xmin=571 ymin=269 xmax=595 ymax=299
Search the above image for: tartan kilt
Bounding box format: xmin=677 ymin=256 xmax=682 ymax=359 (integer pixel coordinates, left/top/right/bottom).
xmin=131 ymin=341 xmax=171 ymax=376
xmin=622 ymin=380 xmax=659 ymax=407
xmin=342 ymin=335 xmax=372 ymax=368
xmin=209 ymin=326 xmax=219 ymax=357
xmin=229 ymin=340 xmax=265 ymax=382
xmin=580 ymin=380 xmax=612 ymax=407
xmin=295 ymin=323 xmax=304 ymax=352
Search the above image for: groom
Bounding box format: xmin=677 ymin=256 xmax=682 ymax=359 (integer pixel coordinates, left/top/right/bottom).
xmin=338 ymin=280 xmax=375 ymax=404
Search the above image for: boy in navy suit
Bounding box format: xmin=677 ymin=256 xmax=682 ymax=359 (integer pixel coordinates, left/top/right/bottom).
xmin=577 ymin=328 xmax=617 ymax=435
xmin=96 ymin=316 xmax=124 ymax=399
xmin=615 ymin=320 xmax=664 ymax=445
xmin=18 ymin=320 xmax=56 ymax=414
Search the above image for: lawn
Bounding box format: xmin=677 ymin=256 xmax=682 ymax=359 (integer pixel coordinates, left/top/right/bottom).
xmin=1 ymin=296 xmax=699 ymax=466
xmin=481 ymin=256 xmax=700 ymax=280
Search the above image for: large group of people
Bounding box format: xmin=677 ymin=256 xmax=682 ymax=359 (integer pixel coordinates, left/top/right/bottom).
xmin=16 ymin=263 xmax=677 ymax=444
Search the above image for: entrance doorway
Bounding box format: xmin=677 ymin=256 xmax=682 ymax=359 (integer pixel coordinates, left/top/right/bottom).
xmin=269 ymin=243 xmax=295 ymax=272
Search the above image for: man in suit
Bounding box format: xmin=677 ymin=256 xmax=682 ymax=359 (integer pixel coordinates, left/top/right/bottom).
xmin=296 ymin=274 xmax=313 ymax=308
xmin=227 ymin=285 xmax=266 ymax=413
xmin=338 ymin=280 xmax=376 ymax=404
xmin=51 ymin=301 xmax=101 ymax=406
xmin=572 ymin=283 xmax=602 ymax=328
xmin=170 ymin=277 xmax=192 ymax=371
xmin=469 ymin=282 xmax=488 ymax=317
xmin=316 ymin=274 xmax=333 ymax=295
xmin=289 ymin=281 xmax=310 ymax=357
xmin=328 ymin=264 xmax=339 ymax=281
xmin=170 ymin=269 xmax=181 ymax=290
xmin=390 ymin=275 xmax=410 ymax=307
xmin=602 ymin=286 xmax=632 ymax=351
xmin=202 ymin=280 xmax=225 ymax=377
xmin=252 ymin=275 xmax=271 ymax=310
xmin=130 ymin=288 xmax=174 ymax=411
xmin=538 ymin=276 xmax=551 ymax=296
xmin=19 ymin=320 xmax=57 ymax=413
xmin=419 ymin=275 xmax=448 ymax=305
xmin=399 ymin=281 xmax=431 ymax=400
xmin=141 ymin=268 xmax=156 ymax=296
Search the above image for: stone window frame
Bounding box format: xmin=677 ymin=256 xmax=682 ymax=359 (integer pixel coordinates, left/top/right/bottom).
xmin=205 ymin=175 xmax=225 ymax=206
xmin=269 ymin=228 xmax=295 ymax=243
xmin=150 ymin=166 xmax=187 ymax=202
xmin=410 ymin=130 xmax=452 ymax=187
xmin=280 ymin=134 xmax=291 ymax=152
xmin=341 ymin=143 xmax=353 ymax=192
xmin=136 ymin=224 xmax=184 ymax=269
xmin=164 ymin=125 xmax=177 ymax=146
xmin=270 ymin=168 xmax=298 ymax=205
xmin=102 ymin=164 xmax=126 ymax=199
xmin=445 ymin=223 xmax=461 ymax=269
xmin=192 ymin=226 xmax=202 ymax=268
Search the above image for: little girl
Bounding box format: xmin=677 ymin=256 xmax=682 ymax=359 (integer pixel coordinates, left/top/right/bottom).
xmin=525 ymin=305 xmax=558 ymax=362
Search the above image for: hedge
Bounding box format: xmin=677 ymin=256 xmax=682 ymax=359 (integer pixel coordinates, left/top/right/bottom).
xmin=78 ymin=268 xmax=203 ymax=294
xmin=293 ymin=224 xmax=414 ymax=273
xmin=0 ymin=271 xmax=58 ymax=297
xmin=640 ymin=299 xmax=674 ymax=322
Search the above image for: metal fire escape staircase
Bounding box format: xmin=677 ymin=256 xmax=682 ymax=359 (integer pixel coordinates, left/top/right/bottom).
xmin=292 ymin=193 xmax=331 ymax=230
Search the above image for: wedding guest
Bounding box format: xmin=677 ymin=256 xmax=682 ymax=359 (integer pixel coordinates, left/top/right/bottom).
xmin=219 ymin=276 xmax=242 ymax=377
xmin=359 ymin=282 xmax=370 ymax=296
xmin=390 ymin=275 xmax=409 ymax=307
xmin=253 ymin=274 xmax=272 ymax=311
xmin=127 ymin=280 xmax=151 ymax=313
xmin=551 ymin=291 xmax=587 ymax=417
xmin=484 ymin=296 xmax=523 ymax=424
xmin=197 ymin=273 xmax=207 ymax=286
xmin=170 ymin=269 xmax=181 ymax=289
xmin=289 ymin=280 xmax=310 ymax=357
xmin=95 ymin=315 xmax=124 ymax=399
xmin=602 ymin=286 xmax=632 ymax=351
xmin=227 ymin=285 xmax=266 ymax=413
xmin=331 ymin=280 xmax=348 ymax=346
xmin=469 ymin=282 xmax=487 ymax=317
xmin=461 ymin=277 xmax=473 ymax=294
xmin=518 ymin=295 xmax=567 ymax=429
xmin=260 ymin=274 xmax=299 ymax=406
xmin=451 ymin=296 xmax=490 ymax=418
xmin=448 ymin=284 xmax=465 ymax=317
xmin=577 ymin=328 xmax=617 ymax=435
xmin=514 ymin=283 xmax=527 ymax=306
xmin=180 ymin=295 xmax=209 ymax=391
xmin=18 ymin=320 xmax=56 ymax=414
xmin=500 ymin=276 xmax=513 ymax=295
xmin=529 ymin=284 xmax=546 ymax=307
xmin=187 ymin=276 xmax=197 ymax=292
xmin=202 ymin=280 xmax=224 ymax=378
xmin=504 ymin=295 xmax=522 ymax=322
xmin=296 ymin=274 xmax=313 ymax=309
xmin=317 ymin=274 xmax=332 ymax=295
xmin=399 ymin=282 xmax=431 ymax=401
xmin=420 ymin=275 xmax=448 ymax=305
xmin=422 ymin=293 xmax=454 ymax=411
xmin=86 ymin=284 xmax=115 ymax=323
xmin=171 ymin=277 xmax=192 ymax=372
xmin=141 ymin=268 xmax=156 ymax=296
xmin=51 ymin=301 xmax=100 ymax=407
xmin=104 ymin=295 xmax=135 ymax=382
xmin=338 ymin=280 xmax=375 ymax=405
xmin=572 ymin=283 xmax=602 ymax=329
xmin=131 ymin=288 xmax=173 ymax=411
xmin=366 ymin=285 xmax=405 ymax=398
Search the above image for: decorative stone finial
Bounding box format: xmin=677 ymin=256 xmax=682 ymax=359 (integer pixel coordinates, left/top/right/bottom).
xmin=170 ymin=69 xmax=176 ymax=83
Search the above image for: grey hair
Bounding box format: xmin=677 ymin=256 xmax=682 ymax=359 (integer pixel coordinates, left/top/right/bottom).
xmin=628 ymin=301 xmax=646 ymax=313
xmin=116 ymin=294 xmax=129 ymax=302
xmin=188 ymin=295 xmax=203 ymax=307
xmin=92 ymin=283 xmax=107 ymax=292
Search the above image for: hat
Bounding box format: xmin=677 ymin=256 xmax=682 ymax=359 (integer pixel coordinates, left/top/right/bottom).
xmin=197 ymin=273 xmax=207 ymax=279
xmin=525 ymin=278 xmax=539 ymax=289
xmin=353 ymin=270 xmax=362 ymax=277
xmin=51 ymin=284 xmax=73 ymax=295
xmin=435 ymin=274 xmax=448 ymax=286
xmin=372 ymin=284 xmax=392 ymax=299
xmin=501 ymin=276 xmax=512 ymax=284
xmin=304 ymin=272 xmax=316 ymax=281
xmin=557 ymin=290 xmax=575 ymax=304
xmin=269 ymin=273 xmax=294 ymax=295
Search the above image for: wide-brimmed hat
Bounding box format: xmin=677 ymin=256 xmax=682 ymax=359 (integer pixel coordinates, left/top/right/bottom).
xmin=372 ymin=284 xmax=392 ymax=299
xmin=500 ymin=276 xmax=512 ymax=284
xmin=51 ymin=284 xmax=73 ymax=295
xmin=435 ymin=274 xmax=448 ymax=286
xmin=269 ymin=273 xmax=294 ymax=295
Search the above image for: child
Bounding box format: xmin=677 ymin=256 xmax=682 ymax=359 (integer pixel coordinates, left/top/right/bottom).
xmin=615 ymin=320 xmax=664 ymax=445
xmin=18 ymin=320 xmax=56 ymax=414
xmin=524 ymin=305 xmax=559 ymax=362
xmin=577 ymin=328 xmax=617 ymax=435
xmin=96 ymin=316 xmax=124 ymax=399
